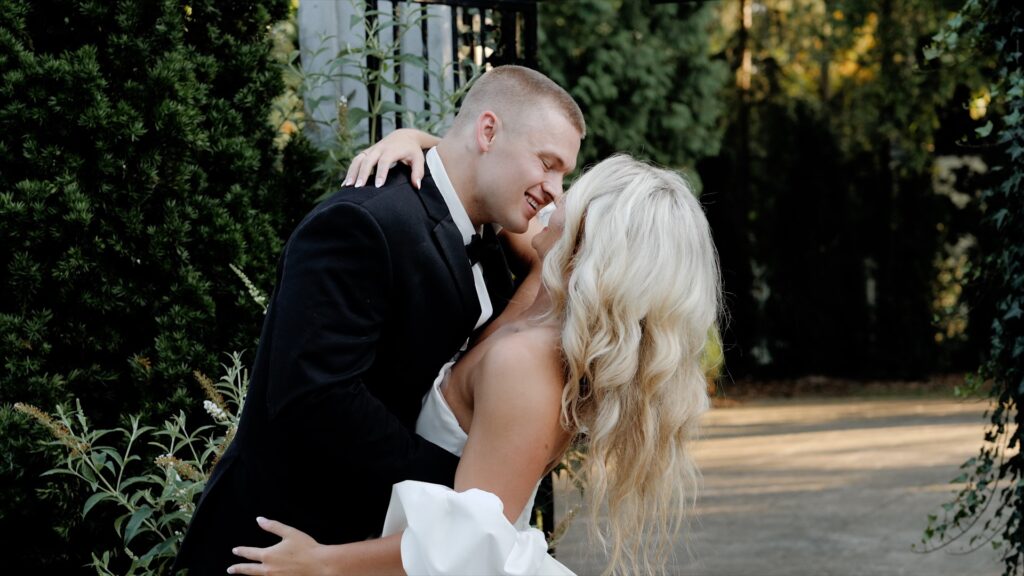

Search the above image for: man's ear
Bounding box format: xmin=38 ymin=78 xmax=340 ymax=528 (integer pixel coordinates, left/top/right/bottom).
xmin=475 ymin=111 xmax=500 ymax=152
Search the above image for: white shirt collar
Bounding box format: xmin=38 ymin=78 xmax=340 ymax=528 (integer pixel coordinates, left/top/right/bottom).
xmin=427 ymin=147 xmax=479 ymax=245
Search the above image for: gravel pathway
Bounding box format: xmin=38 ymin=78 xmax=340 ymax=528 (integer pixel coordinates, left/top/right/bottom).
xmin=553 ymin=397 xmax=1007 ymax=576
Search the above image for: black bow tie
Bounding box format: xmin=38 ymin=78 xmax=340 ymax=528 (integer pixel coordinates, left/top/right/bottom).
xmin=466 ymin=227 xmax=500 ymax=266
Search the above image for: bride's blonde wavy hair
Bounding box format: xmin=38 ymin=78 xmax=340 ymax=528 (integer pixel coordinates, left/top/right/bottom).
xmin=541 ymin=154 xmax=722 ymax=575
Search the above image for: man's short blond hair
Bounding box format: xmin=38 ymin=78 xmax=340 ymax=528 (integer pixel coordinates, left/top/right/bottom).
xmin=450 ymin=65 xmax=586 ymax=137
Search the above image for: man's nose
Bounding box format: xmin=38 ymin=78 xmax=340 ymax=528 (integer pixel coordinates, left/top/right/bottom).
xmin=544 ymin=176 xmax=564 ymax=204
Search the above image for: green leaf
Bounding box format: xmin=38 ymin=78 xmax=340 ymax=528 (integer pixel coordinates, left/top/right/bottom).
xmin=82 ymin=492 xmax=109 ymax=518
xmin=118 ymin=477 xmax=153 ymax=491
xmin=1004 ymin=302 xmax=1022 ymax=321
xmin=124 ymin=505 xmax=153 ymax=545
xmin=40 ymin=468 xmax=79 ymax=479
xmin=80 ymin=462 xmax=96 ymax=484
xmin=114 ymin=512 xmax=128 ymax=537
xmin=975 ymin=121 xmax=993 ymax=137
xmin=90 ymin=450 xmax=107 ymax=472
xmin=395 ymin=53 xmax=429 ymax=68
xmin=345 ymin=107 xmax=371 ymax=126
xmin=993 ymin=208 xmax=1009 ymax=229
xmin=138 ymin=537 xmax=177 ymax=564
xmin=379 ymin=100 xmax=406 ymax=115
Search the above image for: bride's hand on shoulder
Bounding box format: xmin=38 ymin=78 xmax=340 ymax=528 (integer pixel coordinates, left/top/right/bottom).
xmin=227 ymin=517 xmax=328 ymax=576
xmin=344 ymin=128 xmax=440 ymax=190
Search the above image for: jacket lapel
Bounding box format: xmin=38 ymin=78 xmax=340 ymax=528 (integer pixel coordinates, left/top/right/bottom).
xmin=417 ymin=170 xmax=481 ymax=326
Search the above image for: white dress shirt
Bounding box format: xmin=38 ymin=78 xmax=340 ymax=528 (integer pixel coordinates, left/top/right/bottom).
xmin=426 ymin=147 xmax=493 ymax=333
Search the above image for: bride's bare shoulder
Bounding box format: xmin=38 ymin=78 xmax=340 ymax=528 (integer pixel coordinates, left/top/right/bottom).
xmin=479 ymin=325 xmax=561 ymax=380
xmin=470 ymin=326 xmax=564 ymax=423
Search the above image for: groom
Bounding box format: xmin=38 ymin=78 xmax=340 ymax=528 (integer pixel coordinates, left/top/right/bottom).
xmin=174 ymin=65 xmax=585 ymax=574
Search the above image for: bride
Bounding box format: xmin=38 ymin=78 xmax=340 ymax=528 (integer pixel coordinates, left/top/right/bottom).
xmin=226 ymin=145 xmax=722 ymax=575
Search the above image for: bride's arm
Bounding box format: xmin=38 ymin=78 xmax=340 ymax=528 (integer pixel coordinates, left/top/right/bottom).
xmin=228 ymin=521 xmax=405 ymax=576
xmin=455 ymin=332 xmax=569 ymax=520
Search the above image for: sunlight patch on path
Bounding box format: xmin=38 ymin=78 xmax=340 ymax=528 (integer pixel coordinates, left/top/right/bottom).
xmin=554 ymin=397 xmax=1007 ymax=576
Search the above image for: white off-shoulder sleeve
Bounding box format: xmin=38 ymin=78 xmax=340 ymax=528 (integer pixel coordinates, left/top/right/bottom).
xmin=381 ymin=480 xmax=576 ymax=576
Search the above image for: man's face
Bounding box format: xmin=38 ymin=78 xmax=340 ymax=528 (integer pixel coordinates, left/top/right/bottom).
xmin=476 ymin=106 xmax=580 ymax=234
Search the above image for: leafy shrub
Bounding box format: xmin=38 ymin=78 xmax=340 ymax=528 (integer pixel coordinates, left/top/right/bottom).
xmin=0 ymin=0 xmax=326 ymax=571
xmin=16 ymin=353 xmax=248 ymax=575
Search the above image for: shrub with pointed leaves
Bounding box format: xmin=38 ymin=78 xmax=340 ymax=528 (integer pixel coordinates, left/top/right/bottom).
xmin=0 ymin=0 xmax=326 ymax=571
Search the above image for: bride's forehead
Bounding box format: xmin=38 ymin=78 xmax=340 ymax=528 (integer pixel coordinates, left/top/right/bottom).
xmin=537 ymin=201 xmax=560 ymax=225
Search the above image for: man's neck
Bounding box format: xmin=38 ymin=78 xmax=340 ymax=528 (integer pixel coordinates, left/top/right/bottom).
xmin=436 ymin=140 xmax=482 ymax=228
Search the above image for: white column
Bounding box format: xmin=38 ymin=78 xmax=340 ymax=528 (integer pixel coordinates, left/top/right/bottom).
xmin=297 ymin=0 xmax=369 ymax=147
xmin=297 ymin=0 xmax=458 ymax=147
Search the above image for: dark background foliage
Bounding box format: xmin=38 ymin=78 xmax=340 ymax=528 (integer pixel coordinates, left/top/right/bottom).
xmin=704 ymin=0 xmax=996 ymax=380
xmin=0 ymin=0 xmax=324 ymax=571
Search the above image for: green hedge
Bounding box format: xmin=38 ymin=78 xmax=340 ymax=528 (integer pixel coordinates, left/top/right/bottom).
xmin=539 ymin=0 xmax=729 ymax=176
xmin=0 ymin=0 xmax=325 ymax=571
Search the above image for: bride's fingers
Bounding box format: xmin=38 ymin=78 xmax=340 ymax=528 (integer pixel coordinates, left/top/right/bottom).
xmin=409 ymin=154 xmax=425 ymax=190
xmin=374 ymin=148 xmax=425 ymax=189
xmin=355 ymin=148 xmax=383 ymax=188
xmin=343 ymin=153 xmax=366 ymax=186
xmin=255 ymin=516 xmax=297 ymax=538
xmin=226 ymin=560 xmax=267 ymax=575
xmin=231 ymin=545 xmax=266 ymax=562
xmin=374 ymin=154 xmax=395 ymax=188
xmin=344 ymin=138 xmax=426 ymax=188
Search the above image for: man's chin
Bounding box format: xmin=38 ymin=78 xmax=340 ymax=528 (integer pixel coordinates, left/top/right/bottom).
xmin=498 ymin=214 xmax=528 ymax=234
xmin=507 ymin=220 xmax=530 ymax=234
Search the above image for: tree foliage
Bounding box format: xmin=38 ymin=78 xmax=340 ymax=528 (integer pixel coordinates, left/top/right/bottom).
xmin=538 ymin=0 xmax=730 ymax=176
xmin=0 ymin=0 xmax=324 ymax=571
xmin=700 ymin=0 xmax=990 ymax=378
xmin=918 ymin=0 xmax=1023 ymax=571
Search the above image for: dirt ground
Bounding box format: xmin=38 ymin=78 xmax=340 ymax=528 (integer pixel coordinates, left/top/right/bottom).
xmin=551 ymin=388 xmax=1008 ymax=576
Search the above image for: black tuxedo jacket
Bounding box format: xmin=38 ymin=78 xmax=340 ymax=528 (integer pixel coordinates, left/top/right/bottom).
xmin=175 ymin=165 xmax=513 ymax=574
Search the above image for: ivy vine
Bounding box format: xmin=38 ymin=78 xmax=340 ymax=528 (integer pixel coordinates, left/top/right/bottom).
xmin=918 ymin=1 xmax=1023 ymax=573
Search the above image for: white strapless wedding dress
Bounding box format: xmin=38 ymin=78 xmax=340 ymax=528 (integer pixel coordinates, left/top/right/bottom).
xmin=380 ymin=361 xmax=576 ymax=575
